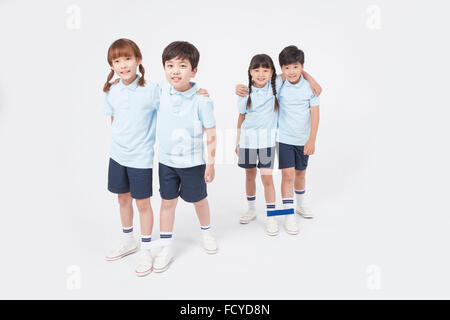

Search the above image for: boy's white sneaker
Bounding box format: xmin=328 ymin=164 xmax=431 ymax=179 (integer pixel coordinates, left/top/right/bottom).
xmin=266 ymin=217 xmax=279 ymax=236
xmin=105 ymin=240 xmax=138 ymax=261
xmin=296 ymin=202 xmax=313 ymax=219
xmin=202 ymin=233 xmax=218 ymax=254
xmin=285 ymin=214 xmax=300 ymax=235
xmin=240 ymin=209 xmax=257 ymax=224
xmin=153 ymin=247 xmax=174 ymax=273
xmin=135 ymin=251 xmax=153 ymax=277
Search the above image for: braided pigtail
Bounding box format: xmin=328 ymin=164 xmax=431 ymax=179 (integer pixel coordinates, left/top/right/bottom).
xmin=271 ymin=72 xmax=280 ymax=111
xmin=103 ymin=69 xmax=115 ymax=92
xmin=138 ymin=64 xmax=146 ymax=87
xmin=246 ymin=71 xmax=253 ymax=110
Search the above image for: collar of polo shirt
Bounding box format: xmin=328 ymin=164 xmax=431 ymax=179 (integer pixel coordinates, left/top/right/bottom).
xmin=284 ymin=75 xmax=305 ymax=88
xmin=251 ymin=79 xmax=271 ymax=93
xmin=169 ymin=82 xmax=198 ymax=97
xmin=118 ymin=75 xmax=140 ymax=91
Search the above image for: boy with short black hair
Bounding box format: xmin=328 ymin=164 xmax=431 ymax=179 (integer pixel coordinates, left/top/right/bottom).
xmin=277 ymin=45 xmax=320 ymax=225
xmin=153 ymin=41 xmax=218 ymax=273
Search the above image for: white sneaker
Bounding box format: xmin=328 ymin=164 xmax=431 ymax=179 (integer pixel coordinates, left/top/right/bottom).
xmin=203 ymin=233 xmax=218 ymax=254
xmin=105 ymin=240 xmax=138 ymax=261
xmin=153 ymin=247 xmax=174 ymax=273
xmin=285 ymin=214 xmax=299 ymax=235
xmin=296 ymin=202 xmax=313 ymax=219
xmin=135 ymin=251 xmax=153 ymax=277
xmin=240 ymin=209 xmax=257 ymax=224
xmin=266 ymin=217 xmax=279 ymax=236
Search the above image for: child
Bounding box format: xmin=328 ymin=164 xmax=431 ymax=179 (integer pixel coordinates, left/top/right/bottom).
xmin=103 ymin=38 xmax=160 ymax=277
xmin=277 ymin=45 xmax=320 ymax=220
xmin=235 ymin=47 xmax=321 ymax=233
xmin=153 ymin=41 xmax=217 ymax=273
xmin=235 ymin=54 xmax=284 ymax=236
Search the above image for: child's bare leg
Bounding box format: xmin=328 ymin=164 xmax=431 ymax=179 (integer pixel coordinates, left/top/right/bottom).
xmin=160 ymin=198 xmax=178 ymax=233
xmin=294 ymin=169 xmax=306 ymax=191
xmin=260 ymin=168 xmax=275 ymax=204
xmin=118 ymin=193 xmax=133 ymax=228
xmin=135 ymin=198 xmax=154 ymax=236
xmin=281 ymin=168 xmax=295 ymax=199
xmin=194 ymin=198 xmax=210 ymax=226
xmin=245 ymin=168 xmax=257 ymax=196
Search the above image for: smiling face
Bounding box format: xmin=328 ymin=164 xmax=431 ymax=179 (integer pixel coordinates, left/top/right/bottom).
xmin=164 ymin=57 xmax=197 ymax=92
xmin=111 ymin=55 xmax=141 ymax=85
xmin=250 ymin=66 xmax=273 ymax=88
xmin=281 ymin=62 xmax=303 ymax=84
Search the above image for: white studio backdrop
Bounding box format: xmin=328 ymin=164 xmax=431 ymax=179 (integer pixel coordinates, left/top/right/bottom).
xmin=0 ymin=0 xmax=449 ymax=299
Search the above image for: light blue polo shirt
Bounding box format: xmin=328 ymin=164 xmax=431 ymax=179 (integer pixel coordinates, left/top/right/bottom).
xmin=237 ymin=76 xmax=282 ymax=149
xmin=104 ymin=76 xmax=160 ymax=169
xmin=157 ymin=81 xmax=216 ymax=168
xmin=277 ymin=75 xmax=320 ymax=146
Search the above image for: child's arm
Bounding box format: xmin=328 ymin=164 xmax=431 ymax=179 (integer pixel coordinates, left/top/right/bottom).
xmin=302 ymin=71 xmax=322 ymax=96
xmin=235 ymin=84 xmax=249 ymax=97
xmin=235 ymin=113 xmax=245 ymax=155
xmin=304 ymin=106 xmax=320 ymax=155
xmin=204 ymin=126 xmax=217 ymax=183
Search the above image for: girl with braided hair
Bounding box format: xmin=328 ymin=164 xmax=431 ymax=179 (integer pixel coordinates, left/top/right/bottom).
xmin=103 ymin=38 xmax=161 ymax=277
xmin=235 ymin=54 xmax=284 ymax=236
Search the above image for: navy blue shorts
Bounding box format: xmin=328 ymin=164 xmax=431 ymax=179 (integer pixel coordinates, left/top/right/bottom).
xmin=277 ymin=142 xmax=309 ymax=170
xmin=108 ymin=158 xmax=153 ymax=199
xmin=158 ymin=163 xmax=207 ymax=203
xmin=238 ymin=147 xmax=275 ymax=169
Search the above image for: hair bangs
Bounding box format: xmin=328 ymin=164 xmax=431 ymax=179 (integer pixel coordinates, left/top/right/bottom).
xmin=249 ymin=54 xmax=274 ymax=70
xmin=108 ymin=42 xmax=136 ymax=64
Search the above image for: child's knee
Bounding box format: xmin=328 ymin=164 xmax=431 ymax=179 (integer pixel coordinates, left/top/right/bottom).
xmin=282 ymin=169 xmax=295 ymax=183
xmin=193 ymin=198 xmax=208 ymax=209
xmin=295 ymin=170 xmax=306 ymax=178
xmin=117 ymin=193 xmax=132 ymax=207
xmin=161 ymin=199 xmax=177 ymax=211
xmin=260 ymin=175 xmax=274 ymax=188
xmin=136 ymin=198 xmax=151 ymax=212
xmin=245 ymin=168 xmax=257 ymax=181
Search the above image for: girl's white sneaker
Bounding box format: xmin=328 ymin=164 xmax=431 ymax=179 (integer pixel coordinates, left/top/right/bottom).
xmin=153 ymin=247 xmax=174 ymax=273
xmin=240 ymin=209 xmax=257 ymax=224
xmin=203 ymin=233 xmax=218 ymax=254
xmin=285 ymin=214 xmax=300 ymax=235
xmin=296 ymin=203 xmax=313 ymax=219
xmin=105 ymin=240 xmax=138 ymax=261
xmin=266 ymin=217 xmax=279 ymax=236
xmin=135 ymin=251 xmax=153 ymax=277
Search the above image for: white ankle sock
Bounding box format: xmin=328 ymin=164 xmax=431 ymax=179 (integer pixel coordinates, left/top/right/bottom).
xmin=201 ymin=225 xmax=212 ymax=237
xmin=282 ymin=198 xmax=294 ymax=210
xmin=295 ymin=190 xmax=305 ymax=206
xmin=140 ymin=235 xmax=152 ymax=254
xmin=266 ymin=203 xmax=276 ymax=217
xmin=159 ymin=232 xmax=173 ymax=250
xmin=247 ymin=195 xmax=256 ymax=210
xmin=122 ymin=226 xmax=134 ymax=244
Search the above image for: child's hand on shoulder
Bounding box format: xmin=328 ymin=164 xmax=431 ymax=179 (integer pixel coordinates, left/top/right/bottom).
xmin=197 ymin=88 xmax=210 ymax=97
xmin=236 ymin=84 xmax=249 ymax=97
xmin=304 ymin=139 xmax=315 ymax=155
xmin=205 ymin=164 xmax=215 ymax=183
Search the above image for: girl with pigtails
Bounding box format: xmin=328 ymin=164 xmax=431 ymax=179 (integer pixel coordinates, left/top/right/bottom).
xmin=103 ymin=38 xmax=161 ymax=277
xmin=235 ymin=54 xmax=285 ymax=236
